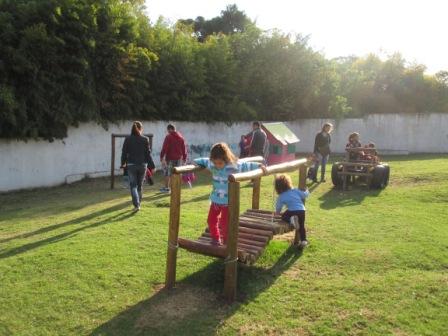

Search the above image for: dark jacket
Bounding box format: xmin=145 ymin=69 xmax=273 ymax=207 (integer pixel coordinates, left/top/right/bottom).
xmin=121 ymin=135 xmax=153 ymax=167
xmin=249 ymin=128 xmax=267 ymax=156
xmin=160 ymin=131 xmax=187 ymax=161
xmin=313 ymin=131 xmax=331 ymax=156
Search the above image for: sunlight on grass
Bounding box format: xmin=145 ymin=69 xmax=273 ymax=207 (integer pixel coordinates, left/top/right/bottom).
xmin=0 ymin=155 xmax=447 ymax=335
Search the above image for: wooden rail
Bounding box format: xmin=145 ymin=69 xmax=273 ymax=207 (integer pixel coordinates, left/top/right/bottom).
xmin=229 ymin=158 xmax=308 ymax=182
xmin=172 ymin=156 xmax=265 ymax=175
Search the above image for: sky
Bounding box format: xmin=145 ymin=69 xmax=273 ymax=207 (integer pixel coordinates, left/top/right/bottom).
xmin=145 ymin=0 xmax=447 ymax=74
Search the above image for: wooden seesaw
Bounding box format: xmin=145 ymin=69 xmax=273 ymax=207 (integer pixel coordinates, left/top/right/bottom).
xmin=164 ymin=156 xmax=310 ymax=302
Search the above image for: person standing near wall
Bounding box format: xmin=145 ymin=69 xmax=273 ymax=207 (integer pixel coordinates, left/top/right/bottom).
xmin=312 ymin=122 xmax=333 ymax=183
xmin=121 ymin=121 xmax=152 ymax=211
xmin=249 ymin=121 xmax=267 ymax=159
xmin=160 ymin=123 xmax=187 ymax=193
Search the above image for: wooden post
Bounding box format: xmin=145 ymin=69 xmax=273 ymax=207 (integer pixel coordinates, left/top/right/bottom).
xmin=224 ymin=180 xmax=240 ymax=302
xmin=298 ymin=164 xmax=307 ymax=190
xmin=110 ymin=134 xmax=115 ymax=189
xmin=165 ymin=173 xmax=182 ymax=289
xmin=294 ymin=164 xmax=308 ymax=244
xmin=342 ymin=165 xmax=347 ymax=191
xmin=251 ymin=177 xmax=261 ymax=210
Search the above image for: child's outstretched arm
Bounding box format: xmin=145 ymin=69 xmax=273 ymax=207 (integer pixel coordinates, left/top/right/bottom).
xmin=237 ymin=161 xmax=266 ymax=173
xmin=194 ymin=157 xmax=210 ymax=168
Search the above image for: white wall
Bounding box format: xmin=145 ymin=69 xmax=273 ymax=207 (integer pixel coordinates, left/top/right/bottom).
xmin=1 ymin=114 xmax=447 ymax=192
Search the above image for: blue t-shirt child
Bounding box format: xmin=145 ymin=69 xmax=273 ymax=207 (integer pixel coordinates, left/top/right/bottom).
xmin=276 ymin=188 xmax=310 ymax=213
xmin=194 ymin=158 xmax=260 ymax=205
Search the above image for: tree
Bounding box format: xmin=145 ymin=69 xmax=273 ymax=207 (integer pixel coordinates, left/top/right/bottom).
xmin=178 ymin=4 xmax=252 ymax=41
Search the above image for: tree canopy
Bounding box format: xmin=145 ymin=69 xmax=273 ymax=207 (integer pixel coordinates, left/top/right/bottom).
xmin=0 ymin=1 xmax=447 ymax=140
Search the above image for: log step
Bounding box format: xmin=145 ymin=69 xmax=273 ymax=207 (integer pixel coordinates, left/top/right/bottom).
xmin=177 ymin=237 xmax=262 ymax=265
xmin=241 ymin=210 xmax=294 ymax=235
xmin=178 ymin=237 xmax=227 ymax=258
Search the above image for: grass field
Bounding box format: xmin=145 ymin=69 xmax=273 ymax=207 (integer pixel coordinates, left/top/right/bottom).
xmin=0 ymin=155 xmax=447 ymax=336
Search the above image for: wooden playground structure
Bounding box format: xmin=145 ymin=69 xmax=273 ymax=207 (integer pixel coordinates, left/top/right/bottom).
xmin=165 ymin=156 xmax=310 ymax=302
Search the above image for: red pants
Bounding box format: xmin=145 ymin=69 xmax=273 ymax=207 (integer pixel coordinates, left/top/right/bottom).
xmin=207 ymin=203 xmax=229 ymax=243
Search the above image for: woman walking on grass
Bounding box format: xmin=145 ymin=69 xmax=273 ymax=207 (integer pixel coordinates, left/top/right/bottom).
xmin=312 ymin=122 xmax=333 ymax=183
xmin=120 ymin=121 xmax=153 ymax=211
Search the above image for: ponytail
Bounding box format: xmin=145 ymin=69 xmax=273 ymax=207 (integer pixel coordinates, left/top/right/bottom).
xmin=131 ymin=121 xmax=143 ymax=136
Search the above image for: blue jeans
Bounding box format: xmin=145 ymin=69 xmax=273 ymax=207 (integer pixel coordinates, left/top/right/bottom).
xmin=128 ymin=164 xmax=147 ymax=207
xmin=314 ymin=153 xmax=329 ymax=180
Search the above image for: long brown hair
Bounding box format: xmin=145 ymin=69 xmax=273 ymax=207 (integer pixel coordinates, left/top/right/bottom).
xmin=275 ymin=174 xmax=293 ymax=194
xmin=131 ymin=121 xmax=143 ymax=136
xmin=210 ymin=143 xmax=237 ymax=164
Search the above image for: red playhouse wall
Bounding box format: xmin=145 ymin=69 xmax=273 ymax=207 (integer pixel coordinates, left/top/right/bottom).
xmin=265 ymin=132 xmax=296 ymax=165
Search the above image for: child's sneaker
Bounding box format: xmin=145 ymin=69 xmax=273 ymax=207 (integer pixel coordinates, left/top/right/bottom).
xmin=289 ymin=216 xmax=299 ymax=229
xmin=298 ymin=240 xmax=308 ymax=249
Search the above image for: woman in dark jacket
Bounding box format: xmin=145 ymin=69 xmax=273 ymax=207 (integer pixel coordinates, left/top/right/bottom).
xmin=121 ymin=121 xmax=154 ymax=211
xmin=312 ymin=122 xmax=333 ymax=183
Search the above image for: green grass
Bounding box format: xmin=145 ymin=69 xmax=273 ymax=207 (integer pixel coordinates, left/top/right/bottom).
xmin=0 ymin=155 xmax=447 ymax=336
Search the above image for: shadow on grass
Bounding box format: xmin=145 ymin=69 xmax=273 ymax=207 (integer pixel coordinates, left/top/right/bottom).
xmin=181 ymin=193 xmax=210 ymax=204
xmin=318 ymin=186 xmax=382 ymax=210
xmin=141 ymin=192 xmax=170 ymax=201
xmin=91 ymin=246 xmax=302 ymax=336
xmin=0 ymin=178 xmax=129 ymax=223
xmin=0 ymin=201 xmax=133 ymax=258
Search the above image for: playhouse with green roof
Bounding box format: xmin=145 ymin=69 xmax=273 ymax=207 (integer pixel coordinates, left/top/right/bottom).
xmin=262 ymin=122 xmax=300 ymax=165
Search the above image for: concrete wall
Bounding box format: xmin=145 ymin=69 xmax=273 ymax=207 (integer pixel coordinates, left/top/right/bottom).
xmin=1 ymin=113 xmax=447 ymax=192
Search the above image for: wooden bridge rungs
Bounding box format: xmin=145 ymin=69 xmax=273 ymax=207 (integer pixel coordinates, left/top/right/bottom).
xmin=246 ymin=208 xmax=282 ymax=217
xmin=178 ymin=237 xmax=227 ymax=258
xmin=243 ymin=210 xmax=296 ymax=234
xmin=178 ymin=207 xmax=296 ymax=266
xmin=243 ymin=211 xmax=283 ymax=220
xmin=177 ymin=237 xmax=262 ymax=265
xmin=197 ymin=237 xmax=263 ymax=257
xmin=246 ymin=209 xmax=282 ymax=218
xmin=201 ymin=232 xmax=266 ymax=248
xmin=238 ymin=231 xmax=270 ymax=243
xmin=241 ymin=213 xmax=284 ymax=224
xmin=240 ymin=214 xmax=282 ymax=225
xmin=239 ymin=219 xmax=279 ymax=232
xmin=238 ymin=225 xmax=273 ymax=238
xmin=205 ymin=226 xmax=272 ymax=241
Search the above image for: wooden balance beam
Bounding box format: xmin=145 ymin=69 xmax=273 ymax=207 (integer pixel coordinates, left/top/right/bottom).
xmin=164 ymin=156 xmax=310 ymax=302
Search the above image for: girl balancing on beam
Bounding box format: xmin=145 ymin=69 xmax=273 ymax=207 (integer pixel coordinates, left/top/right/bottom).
xmin=194 ymin=143 xmax=266 ymax=246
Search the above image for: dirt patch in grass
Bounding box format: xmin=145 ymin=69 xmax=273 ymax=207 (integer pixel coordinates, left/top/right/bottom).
xmin=392 ymin=328 xmax=410 ymax=336
xmin=136 ymin=284 xmax=224 ymax=330
xmin=392 ymin=173 xmax=448 ymax=186
xmin=238 ymin=324 xmax=308 ymax=336
xmin=273 ymin=231 xmax=295 ymax=242
xmin=363 ymin=249 xmax=392 ymax=263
